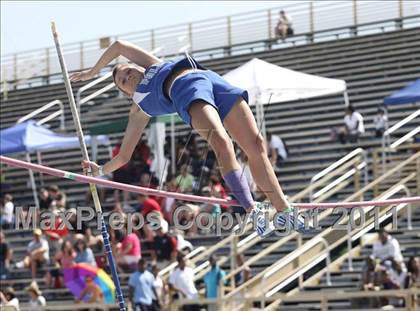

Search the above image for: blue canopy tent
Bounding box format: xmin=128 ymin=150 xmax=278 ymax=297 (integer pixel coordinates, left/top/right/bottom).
xmin=384 ymin=79 xmax=420 ymax=105
xmin=0 ymin=120 xmax=110 ymax=206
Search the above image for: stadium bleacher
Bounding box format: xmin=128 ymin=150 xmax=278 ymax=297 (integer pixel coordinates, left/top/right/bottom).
xmin=1 ymin=20 xmax=419 ymax=311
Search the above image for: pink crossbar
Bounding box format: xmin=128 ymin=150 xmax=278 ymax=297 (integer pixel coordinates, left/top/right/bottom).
xmin=1 ymin=155 xmax=419 ymax=209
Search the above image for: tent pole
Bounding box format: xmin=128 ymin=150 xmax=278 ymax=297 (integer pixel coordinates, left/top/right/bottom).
xmin=344 ymin=90 xmax=350 ymax=107
xmin=26 ymin=153 xmax=40 ymax=209
xmin=36 ymin=151 xmax=44 ymax=186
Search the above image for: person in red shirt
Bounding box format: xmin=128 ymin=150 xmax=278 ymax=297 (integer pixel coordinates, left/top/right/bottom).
xmin=138 ymin=194 xmax=162 ymax=217
xmin=116 ymin=229 xmax=141 ymax=271
xmin=138 ymin=194 xmax=164 ymax=241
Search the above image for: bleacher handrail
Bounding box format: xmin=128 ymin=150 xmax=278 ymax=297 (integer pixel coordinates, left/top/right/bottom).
xmin=16 ymin=99 xmax=65 ymax=130
xmin=76 ymin=71 xmax=115 ymax=114
xmin=222 ymin=152 xmax=419 ymax=307
xmin=309 ymin=148 xmax=367 ymax=201
xmin=382 ymin=108 xmax=420 ymax=170
xmin=390 ymin=125 xmax=420 ymax=149
xmin=170 ymin=148 xmax=370 ymax=283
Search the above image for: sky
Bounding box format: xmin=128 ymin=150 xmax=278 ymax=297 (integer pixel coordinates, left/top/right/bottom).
xmin=1 ymin=1 xmax=294 ymax=56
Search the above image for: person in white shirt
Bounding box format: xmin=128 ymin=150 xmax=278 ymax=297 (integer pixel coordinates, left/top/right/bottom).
xmin=169 ymin=253 xmax=199 ymax=311
xmin=275 ymin=10 xmax=294 ymax=40
xmin=267 ymin=131 xmax=288 ymax=169
xmin=338 ymin=105 xmax=365 ymax=144
xmin=26 ymin=281 xmax=47 ymax=310
xmin=373 ymin=107 xmax=388 ymax=137
xmin=372 ymin=229 xmax=403 ymax=263
xmin=15 ymin=229 xmax=50 ymax=280
xmin=0 ymin=287 xmax=20 ymax=310
xmin=1 ymin=194 xmax=14 ymax=229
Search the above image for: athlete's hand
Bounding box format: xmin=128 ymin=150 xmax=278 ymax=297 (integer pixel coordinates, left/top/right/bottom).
xmin=81 ymin=160 xmax=101 ymax=177
xmin=70 ymin=70 xmax=95 ymax=82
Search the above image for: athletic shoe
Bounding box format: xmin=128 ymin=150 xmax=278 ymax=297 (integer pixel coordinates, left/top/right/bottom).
xmin=249 ymin=201 xmax=275 ymax=237
xmin=274 ymin=204 xmax=314 ymax=234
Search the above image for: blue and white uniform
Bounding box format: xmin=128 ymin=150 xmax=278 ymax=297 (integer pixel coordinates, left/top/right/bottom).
xmin=132 ymin=56 xmax=248 ymax=125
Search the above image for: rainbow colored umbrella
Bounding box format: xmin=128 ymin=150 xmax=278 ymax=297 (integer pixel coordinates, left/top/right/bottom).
xmin=63 ymin=263 xmax=115 ymax=303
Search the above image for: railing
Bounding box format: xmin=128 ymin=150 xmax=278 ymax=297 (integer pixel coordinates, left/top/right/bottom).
xmin=16 ymin=99 xmax=65 ymax=130
xmin=382 ymin=108 xmax=420 ymax=171
xmin=75 ymin=71 xmax=115 ymax=115
xmin=2 ymin=0 xmax=420 ymax=86
xmin=309 ymin=148 xmax=368 ymax=201
xmin=159 ymin=147 xmax=369 ymax=284
xmin=216 ymin=152 xmax=418 ymax=310
xmin=170 ymin=288 xmax=420 ymax=311
xmin=390 ymin=126 xmax=420 ymax=149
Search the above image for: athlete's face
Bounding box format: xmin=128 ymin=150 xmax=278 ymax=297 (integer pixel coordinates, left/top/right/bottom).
xmin=115 ymin=65 xmax=144 ymax=97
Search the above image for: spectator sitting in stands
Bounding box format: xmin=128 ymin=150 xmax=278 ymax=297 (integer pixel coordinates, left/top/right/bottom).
xmin=275 ymin=10 xmax=294 ymax=40
xmin=406 ymin=256 xmax=420 ymax=288
xmin=175 ymin=164 xmax=194 ymax=193
xmin=43 ymin=209 xmax=69 ymax=253
xmin=379 ymin=267 xmax=403 ymax=307
xmin=45 ymin=239 xmax=75 ymax=289
xmin=128 ymin=258 xmax=160 ymax=311
xmin=0 ymin=232 xmax=12 ymax=280
xmin=266 ymin=131 xmax=288 ymax=169
xmin=204 ymin=255 xmax=226 ymax=311
xmin=138 ymin=193 xmax=163 ymax=241
xmin=77 ymin=275 xmax=103 ymax=304
xmin=25 ymin=281 xmax=46 ymax=309
xmin=161 ymin=179 xmax=179 ymax=224
xmin=372 ymin=228 xmax=403 ymax=264
xmin=373 ymin=106 xmax=388 ymax=137
xmin=153 ymin=226 xmax=177 ymax=267
xmin=209 ymin=173 xmax=228 ymax=211
xmin=390 ymin=259 xmax=408 ymax=289
xmin=1 ymin=194 xmax=14 ymax=229
xmin=199 ymin=187 xmax=221 ymax=223
xmin=169 ymin=253 xmax=199 ymax=311
xmin=74 ymin=238 xmax=97 ymax=267
xmin=48 ymin=185 xmax=66 ymax=210
xmin=173 ymin=203 xmax=200 ymax=236
xmin=361 ymin=255 xmax=380 ymax=291
xmin=115 ymin=228 xmax=142 ymax=272
xmin=334 ymin=105 xmax=365 ymax=144
xmin=15 ymin=229 xmax=50 ymax=280
xmin=0 ymin=287 xmax=20 ymax=310
xmin=38 ymin=188 xmax=52 ymax=211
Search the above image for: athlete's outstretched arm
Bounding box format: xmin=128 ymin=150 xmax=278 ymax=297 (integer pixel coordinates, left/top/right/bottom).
xmin=70 ymin=40 xmax=160 ymax=82
xmin=82 ymin=103 xmax=150 ymax=176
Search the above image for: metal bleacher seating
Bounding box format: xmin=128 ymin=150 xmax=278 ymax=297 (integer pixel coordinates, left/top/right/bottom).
xmin=0 ymin=24 xmax=419 ymax=310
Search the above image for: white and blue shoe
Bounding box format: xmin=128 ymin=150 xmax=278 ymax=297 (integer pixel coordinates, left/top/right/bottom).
xmin=249 ymin=201 xmax=275 ymax=237
xmin=274 ymin=204 xmax=314 ymax=234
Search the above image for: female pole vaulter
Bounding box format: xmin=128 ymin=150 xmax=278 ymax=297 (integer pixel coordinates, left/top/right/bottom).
xmin=70 ymin=40 xmax=308 ymax=236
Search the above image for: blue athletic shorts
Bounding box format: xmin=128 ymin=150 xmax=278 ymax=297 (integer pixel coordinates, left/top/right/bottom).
xmin=169 ymin=70 xmax=249 ymax=125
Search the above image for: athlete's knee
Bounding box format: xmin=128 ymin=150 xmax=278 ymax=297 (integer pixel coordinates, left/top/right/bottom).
xmin=210 ymin=132 xmax=234 ymax=156
xmin=246 ymin=133 xmax=266 ymax=158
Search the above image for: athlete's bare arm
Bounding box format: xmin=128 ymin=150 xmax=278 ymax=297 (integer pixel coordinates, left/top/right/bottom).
xmin=82 ymin=103 xmax=150 ymax=176
xmin=70 ymin=40 xmax=160 ymax=82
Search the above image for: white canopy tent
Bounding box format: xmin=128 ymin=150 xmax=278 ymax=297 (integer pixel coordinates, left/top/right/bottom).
xmin=223 ymin=58 xmax=349 ymax=137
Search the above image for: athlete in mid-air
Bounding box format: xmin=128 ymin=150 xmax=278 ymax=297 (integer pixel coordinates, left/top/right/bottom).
xmin=70 ymin=40 xmax=308 ymax=236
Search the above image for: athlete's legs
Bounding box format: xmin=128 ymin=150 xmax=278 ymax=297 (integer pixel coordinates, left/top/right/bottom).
xmin=223 ymin=99 xmax=289 ymax=211
xmin=189 ymin=101 xmax=254 ymax=210
xmin=189 ymin=101 xmax=239 ymax=175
